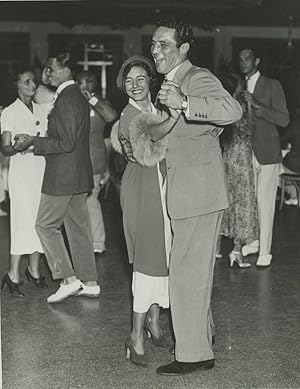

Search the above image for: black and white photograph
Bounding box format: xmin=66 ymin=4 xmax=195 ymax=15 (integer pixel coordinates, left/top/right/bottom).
xmin=0 ymin=1 xmax=299 ymax=388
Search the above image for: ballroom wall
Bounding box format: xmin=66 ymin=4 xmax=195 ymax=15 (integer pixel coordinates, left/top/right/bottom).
xmin=0 ymin=21 xmax=299 ymax=111
xmin=1 ymin=21 xmax=300 ymax=64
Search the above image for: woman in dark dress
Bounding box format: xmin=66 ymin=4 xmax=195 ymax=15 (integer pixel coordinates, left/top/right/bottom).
xmin=112 ymin=55 xmax=177 ymax=367
xmin=220 ymin=73 xmax=259 ymax=267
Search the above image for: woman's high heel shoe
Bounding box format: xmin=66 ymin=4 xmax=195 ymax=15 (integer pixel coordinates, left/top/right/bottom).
xmin=1 ymin=274 xmax=24 ymax=297
xmin=144 ymin=320 xmax=169 ymax=348
xmin=125 ymin=337 xmax=147 ymax=367
xmin=25 ymin=268 xmax=48 ymax=289
xmin=229 ymin=251 xmax=251 ymax=268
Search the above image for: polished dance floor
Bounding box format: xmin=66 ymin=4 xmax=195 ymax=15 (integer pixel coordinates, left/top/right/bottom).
xmin=0 ymin=192 xmax=300 ymax=389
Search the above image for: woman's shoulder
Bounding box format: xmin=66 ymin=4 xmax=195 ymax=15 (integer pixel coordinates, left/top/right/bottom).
xmin=2 ymin=99 xmax=19 ymax=112
xmin=119 ymin=103 xmax=140 ymax=139
xmin=120 ymin=103 xmax=140 ymax=125
xmin=0 ymin=100 xmax=18 ymax=123
xmin=0 ymin=100 xmax=19 ymax=131
xmin=121 ymin=102 xmax=139 ymax=116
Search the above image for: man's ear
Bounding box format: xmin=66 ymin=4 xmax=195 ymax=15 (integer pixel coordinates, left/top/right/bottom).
xmin=64 ymin=67 xmax=72 ymax=79
xmin=180 ymin=42 xmax=190 ymax=56
xmin=255 ymin=57 xmax=261 ymax=67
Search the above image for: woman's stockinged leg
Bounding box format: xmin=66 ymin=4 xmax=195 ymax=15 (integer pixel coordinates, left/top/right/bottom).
xmin=132 ymin=311 xmax=147 ymax=354
xmin=146 ymin=303 xmax=161 ymax=338
xmin=8 ymin=254 xmax=22 ymax=283
xmin=28 ymin=251 xmax=41 ymax=279
xmin=233 ymin=240 xmax=242 ymax=253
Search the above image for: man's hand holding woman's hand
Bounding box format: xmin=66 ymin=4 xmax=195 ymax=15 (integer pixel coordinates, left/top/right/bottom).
xmin=158 ymin=80 xmax=185 ymax=110
xmin=13 ymin=133 xmax=36 ymax=152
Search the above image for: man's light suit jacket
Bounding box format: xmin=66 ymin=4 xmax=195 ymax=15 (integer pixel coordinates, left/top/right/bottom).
xmin=164 ymin=60 xmax=243 ymax=220
xmin=251 ymin=75 xmax=289 ymax=165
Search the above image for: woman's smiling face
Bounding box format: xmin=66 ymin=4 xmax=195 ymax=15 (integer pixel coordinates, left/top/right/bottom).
xmin=124 ymin=66 xmax=150 ymax=102
xmin=17 ymin=71 xmax=36 ymax=99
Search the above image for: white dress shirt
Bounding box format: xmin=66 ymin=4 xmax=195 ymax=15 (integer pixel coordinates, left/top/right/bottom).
xmin=246 ymin=70 xmax=260 ymax=94
xmin=165 ymin=61 xmax=190 ymax=116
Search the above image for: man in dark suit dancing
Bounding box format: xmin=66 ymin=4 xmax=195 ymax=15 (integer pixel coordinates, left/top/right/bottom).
xmin=239 ymin=49 xmax=289 ymax=267
xmin=14 ymin=52 xmax=99 ymax=303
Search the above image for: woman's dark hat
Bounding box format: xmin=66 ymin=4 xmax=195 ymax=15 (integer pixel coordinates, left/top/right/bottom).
xmin=116 ymin=55 xmax=156 ymax=89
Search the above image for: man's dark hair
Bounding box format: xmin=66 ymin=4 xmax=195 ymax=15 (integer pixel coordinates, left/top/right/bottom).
xmin=240 ymin=48 xmax=260 ymax=60
xmin=156 ymin=18 xmax=194 ymax=47
xmin=52 ymin=50 xmax=78 ymax=75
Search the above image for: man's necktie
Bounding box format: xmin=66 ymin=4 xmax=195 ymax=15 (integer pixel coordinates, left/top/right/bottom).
xmin=243 ymin=77 xmax=252 ymax=131
xmin=242 ymin=77 xmax=248 ymax=91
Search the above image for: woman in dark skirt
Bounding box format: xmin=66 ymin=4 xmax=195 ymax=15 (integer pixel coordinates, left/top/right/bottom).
xmin=112 ymin=55 xmax=178 ymax=367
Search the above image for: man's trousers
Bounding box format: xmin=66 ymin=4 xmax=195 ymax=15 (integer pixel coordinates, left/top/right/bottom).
xmin=36 ymin=193 xmax=98 ymax=281
xmin=170 ymin=210 xmax=223 ymax=362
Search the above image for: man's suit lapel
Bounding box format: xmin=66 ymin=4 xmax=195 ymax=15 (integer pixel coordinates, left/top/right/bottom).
xmin=253 ymin=75 xmax=264 ymax=100
xmin=173 ymin=60 xmax=193 ymax=85
xmin=54 ymin=84 xmax=77 ymax=104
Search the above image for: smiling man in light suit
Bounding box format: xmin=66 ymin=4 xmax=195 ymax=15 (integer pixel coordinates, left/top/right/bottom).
xmin=146 ymin=19 xmax=243 ymax=376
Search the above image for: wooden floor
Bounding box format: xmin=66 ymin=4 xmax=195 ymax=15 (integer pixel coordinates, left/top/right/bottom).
xmin=1 ymin=192 xmax=300 ymax=389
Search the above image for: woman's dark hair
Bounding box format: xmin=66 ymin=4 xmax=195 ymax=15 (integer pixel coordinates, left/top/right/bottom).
xmin=7 ymin=65 xmax=35 ymax=104
xmin=76 ymin=70 xmax=98 ymax=90
xmin=120 ymin=60 xmax=159 ymax=97
xmin=156 ymin=18 xmax=194 ymax=47
xmin=219 ymin=73 xmax=241 ymax=97
xmin=9 ymin=65 xmax=35 ymax=88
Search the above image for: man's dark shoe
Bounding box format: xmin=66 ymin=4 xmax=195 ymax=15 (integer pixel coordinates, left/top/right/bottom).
xmin=156 ymin=359 xmax=215 ymax=376
xmin=169 ymin=335 xmax=215 ymax=355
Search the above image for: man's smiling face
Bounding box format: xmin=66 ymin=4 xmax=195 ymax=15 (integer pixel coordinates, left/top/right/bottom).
xmin=151 ymin=26 xmax=186 ymax=75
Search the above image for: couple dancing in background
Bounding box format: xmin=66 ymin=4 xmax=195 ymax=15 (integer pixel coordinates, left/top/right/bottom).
xmin=219 ymin=49 xmax=289 ymax=268
xmin=114 ymin=19 xmax=242 ymax=376
xmin=1 ymin=52 xmax=100 ymax=301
